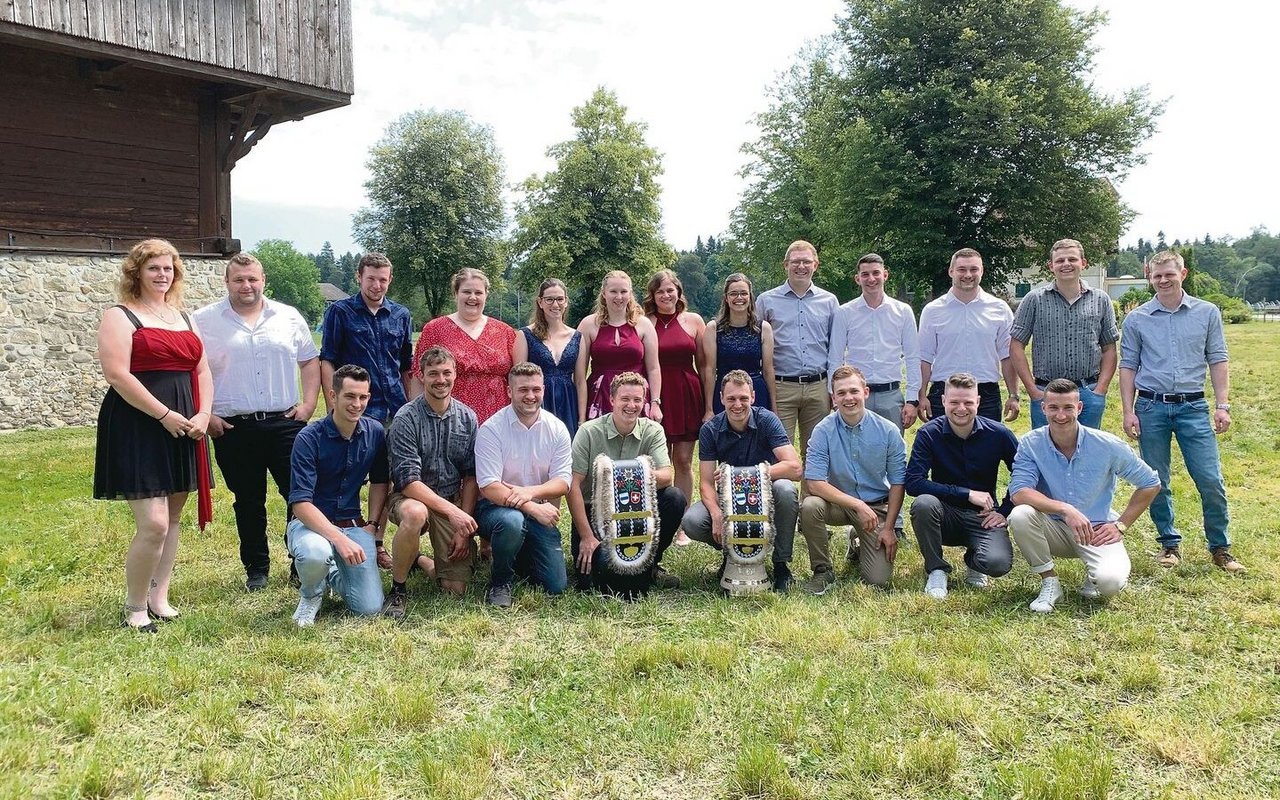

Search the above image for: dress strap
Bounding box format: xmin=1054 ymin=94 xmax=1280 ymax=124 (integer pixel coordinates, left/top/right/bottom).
xmin=116 ymin=305 xmax=144 ymax=330
xmin=180 ymin=310 xmax=193 ymax=331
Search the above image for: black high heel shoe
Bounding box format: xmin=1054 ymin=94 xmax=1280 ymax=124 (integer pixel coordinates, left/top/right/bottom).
xmin=146 ymin=603 xmax=180 ymax=623
xmin=122 ymin=604 xmax=158 ymax=633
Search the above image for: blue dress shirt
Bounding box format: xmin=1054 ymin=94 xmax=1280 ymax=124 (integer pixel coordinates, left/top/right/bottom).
xmin=699 ymin=407 xmax=791 ymax=467
xmin=804 ymin=410 xmax=906 ymax=501
xmin=1009 ymin=424 xmax=1159 ymax=524
xmin=319 ymin=295 xmax=415 ymax=422
xmin=289 ymin=415 xmax=389 ymax=522
xmin=905 ymin=416 xmax=1019 ymax=515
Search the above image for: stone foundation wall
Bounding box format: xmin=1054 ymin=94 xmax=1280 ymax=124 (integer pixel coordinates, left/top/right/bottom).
xmin=0 ymin=252 xmax=227 ymax=430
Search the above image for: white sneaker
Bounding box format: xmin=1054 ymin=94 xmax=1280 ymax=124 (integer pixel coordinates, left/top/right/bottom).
xmin=293 ymin=594 xmax=323 ymax=627
xmin=965 ymin=568 xmax=991 ymax=589
xmin=1079 ymin=577 xmax=1101 ymax=600
xmin=1029 ymin=577 xmax=1064 ymax=613
xmin=924 ymin=569 xmax=948 ymax=599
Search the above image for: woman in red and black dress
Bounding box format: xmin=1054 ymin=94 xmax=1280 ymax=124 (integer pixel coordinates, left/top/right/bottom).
xmin=95 ymin=239 xmax=214 ymax=632
xmin=413 ymin=268 xmax=515 ymax=424
xmin=644 ymin=270 xmax=705 ymax=510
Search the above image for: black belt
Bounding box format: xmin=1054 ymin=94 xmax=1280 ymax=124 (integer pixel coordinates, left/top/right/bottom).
xmin=227 ymin=408 xmax=294 ymax=421
xmin=778 ymin=372 xmax=827 ymax=384
xmin=1035 ymin=376 xmax=1098 ymax=388
xmin=867 ymin=381 xmax=900 ymax=393
xmin=331 ymin=516 xmax=368 ymax=529
xmin=1137 ymin=389 xmax=1204 ymax=403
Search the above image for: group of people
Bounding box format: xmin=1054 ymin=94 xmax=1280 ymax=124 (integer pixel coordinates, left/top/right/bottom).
xmin=93 ymin=236 xmax=1242 ymax=631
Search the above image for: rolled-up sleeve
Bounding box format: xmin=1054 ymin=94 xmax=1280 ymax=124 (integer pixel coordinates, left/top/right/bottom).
xmin=550 ymin=429 xmax=573 ymax=488
xmin=1118 ymin=314 xmax=1143 ymax=371
xmin=886 ymin=431 xmax=907 ymax=486
xmin=803 ymin=425 xmax=831 ymax=482
xmin=1008 ymin=447 xmax=1042 ymax=498
xmin=1205 ymin=308 xmax=1229 ymax=365
xmin=387 ymin=413 xmax=421 ymax=491
xmin=288 ymin=427 xmax=319 ymax=506
xmin=1114 ymin=441 xmax=1160 ymax=489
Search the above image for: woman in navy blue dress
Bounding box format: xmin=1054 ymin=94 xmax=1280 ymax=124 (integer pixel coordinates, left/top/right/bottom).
xmin=701 ymin=273 xmax=775 ymax=419
xmin=512 ymin=278 xmax=581 ymax=438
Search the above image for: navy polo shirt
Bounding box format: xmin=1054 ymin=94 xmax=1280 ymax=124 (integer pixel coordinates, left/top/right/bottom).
xmin=699 ymin=407 xmax=790 ymax=467
xmin=289 ymin=415 xmax=389 ymax=522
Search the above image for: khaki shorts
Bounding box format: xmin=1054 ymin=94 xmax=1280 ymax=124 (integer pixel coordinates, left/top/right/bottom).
xmin=388 ymin=491 xmax=475 ymax=583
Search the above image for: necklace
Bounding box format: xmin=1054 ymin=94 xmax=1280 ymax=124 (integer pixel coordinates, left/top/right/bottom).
xmin=657 ymin=313 xmax=677 ymax=330
xmin=142 ymin=300 xmax=176 ymax=324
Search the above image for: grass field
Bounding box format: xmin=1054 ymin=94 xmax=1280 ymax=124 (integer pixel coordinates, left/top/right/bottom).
xmin=2 ymin=326 xmax=1278 ymax=799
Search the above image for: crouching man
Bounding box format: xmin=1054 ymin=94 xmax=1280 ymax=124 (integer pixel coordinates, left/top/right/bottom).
xmin=678 ymin=370 xmax=802 ymax=592
xmin=285 ymin=365 xmax=388 ymax=626
xmin=1007 ymin=379 xmax=1161 ymax=612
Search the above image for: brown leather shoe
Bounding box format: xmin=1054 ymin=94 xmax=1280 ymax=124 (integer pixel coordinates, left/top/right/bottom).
xmin=1211 ymin=548 xmax=1245 ymax=574
xmin=1157 ymin=546 xmax=1181 ymax=568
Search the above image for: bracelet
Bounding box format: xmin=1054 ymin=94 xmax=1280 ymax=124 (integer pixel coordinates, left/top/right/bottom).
xmin=157 ymin=409 xmax=171 ymax=421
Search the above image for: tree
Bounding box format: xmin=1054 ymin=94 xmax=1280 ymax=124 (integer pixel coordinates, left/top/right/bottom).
xmin=313 ymin=241 xmax=336 ymax=284
xmin=253 ymin=239 xmax=325 ymax=324
xmin=353 ymin=110 xmax=505 ymax=318
xmin=734 ymin=0 xmax=1160 ymax=295
xmin=511 ymin=87 xmax=672 ymax=320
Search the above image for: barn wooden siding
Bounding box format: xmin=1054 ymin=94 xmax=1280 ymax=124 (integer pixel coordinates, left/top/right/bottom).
xmin=2 ymin=0 xmax=353 ymax=95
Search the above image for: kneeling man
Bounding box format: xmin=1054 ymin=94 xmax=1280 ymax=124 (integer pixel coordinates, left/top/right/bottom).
xmin=1008 ymin=379 xmax=1161 ymax=612
xmin=286 ymin=365 xmax=388 ymax=626
xmin=906 ymin=372 xmax=1019 ymax=599
xmin=381 ymin=346 xmax=480 ymax=620
xmin=800 ymin=366 xmax=907 ymax=594
xmin=679 ymin=370 xmax=802 ymax=592
xmin=567 ymin=372 xmax=688 ymax=598
xmin=474 ymin=363 xmax=572 ymax=607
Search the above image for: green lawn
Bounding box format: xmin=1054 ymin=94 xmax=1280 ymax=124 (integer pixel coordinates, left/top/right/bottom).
xmin=2 ymin=327 xmax=1278 ymax=799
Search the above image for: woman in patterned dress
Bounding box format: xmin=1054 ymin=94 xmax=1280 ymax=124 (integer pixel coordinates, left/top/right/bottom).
xmin=413 ymin=268 xmax=514 ymax=424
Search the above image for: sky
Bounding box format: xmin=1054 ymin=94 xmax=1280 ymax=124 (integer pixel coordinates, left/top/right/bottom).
xmin=232 ymin=0 xmax=1280 ymax=257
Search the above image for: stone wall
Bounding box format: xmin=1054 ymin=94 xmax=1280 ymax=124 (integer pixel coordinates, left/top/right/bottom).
xmin=0 ymin=252 xmax=227 ymax=430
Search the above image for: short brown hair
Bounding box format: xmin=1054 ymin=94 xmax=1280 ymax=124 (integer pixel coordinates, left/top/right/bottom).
xmin=418 ymin=345 xmax=455 ymax=373
xmin=945 ymin=372 xmax=978 ymax=391
xmin=857 ymin=253 xmax=885 ymax=268
xmin=950 ymin=248 xmax=982 ymax=267
xmin=609 ymin=371 xmax=647 ymax=397
xmin=830 ymin=365 xmax=866 ymax=387
xmin=720 ymin=370 xmax=754 ymax=391
xmin=509 ymin=361 xmax=543 ymax=381
xmin=358 ymin=253 xmax=392 ymax=273
xmin=1148 ymin=250 xmax=1184 ymax=271
xmin=1043 ymin=378 xmax=1081 ymax=397
xmin=1050 ymin=239 xmax=1085 ymax=259
xmin=643 ymin=269 xmax=687 ymax=316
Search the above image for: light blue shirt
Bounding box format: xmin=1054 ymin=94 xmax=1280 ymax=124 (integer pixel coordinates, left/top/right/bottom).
xmin=1119 ymin=293 xmax=1228 ymax=393
xmin=756 ymin=281 xmax=839 ymax=376
xmin=1009 ymin=424 xmax=1159 ymax=524
xmin=804 ymin=409 xmax=907 ymax=501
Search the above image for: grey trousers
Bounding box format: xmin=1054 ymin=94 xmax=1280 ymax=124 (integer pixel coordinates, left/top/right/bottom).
xmin=680 ymin=478 xmax=797 ymax=563
xmin=909 ymin=494 xmax=1013 ymax=577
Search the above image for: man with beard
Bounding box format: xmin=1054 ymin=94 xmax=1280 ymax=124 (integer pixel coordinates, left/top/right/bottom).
xmin=195 ymin=252 xmax=320 ymax=591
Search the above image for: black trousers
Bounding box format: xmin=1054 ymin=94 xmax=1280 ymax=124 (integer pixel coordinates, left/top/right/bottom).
xmin=212 ymin=415 xmax=305 ymax=577
xmin=909 ymin=494 xmax=1013 ymax=577
xmin=571 ymin=485 xmax=687 ymax=596
xmin=928 ymin=381 xmax=1002 ymax=422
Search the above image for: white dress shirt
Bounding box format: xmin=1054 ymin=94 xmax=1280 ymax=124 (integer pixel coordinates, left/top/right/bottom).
xmin=474 ymin=404 xmax=572 ymax=491
xmin=826 ymin=295 xmax=921 ymax=396
xmin=917 ymin=289 xmax=1012 ymax=384
xmin=194 ymin=297 xmax=319 ymax=417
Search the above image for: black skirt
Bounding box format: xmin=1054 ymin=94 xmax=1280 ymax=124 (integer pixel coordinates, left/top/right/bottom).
xmin=93 ymin=370 xmax=197 ymax=500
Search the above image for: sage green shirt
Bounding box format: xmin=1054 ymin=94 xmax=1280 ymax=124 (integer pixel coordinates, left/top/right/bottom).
xmin=571 ymin=414 xmax=671 ymax=508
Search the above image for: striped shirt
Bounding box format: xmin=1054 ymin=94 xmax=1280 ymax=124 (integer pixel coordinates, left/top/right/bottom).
xmin=1010 ymin=282 xmax=1117 ymax=384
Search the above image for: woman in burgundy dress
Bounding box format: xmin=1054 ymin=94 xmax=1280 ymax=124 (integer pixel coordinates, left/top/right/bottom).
xmin=576 ymin=270 xmax=662 ymax=425
xmin=95 ymin=239 xmax=214 ymax=632
xmin=413 ymin=268 xmax=515 ymax=424
xmin=644 ymin=270 xmax=705 ymax=511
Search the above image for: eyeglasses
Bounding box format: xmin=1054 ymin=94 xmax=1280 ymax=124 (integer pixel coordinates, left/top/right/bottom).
xmin=540 ymin=296 xmax=568 ymax=304
xmin=787 ymin=258 xmax=816 ymax=267
xmin=726 ymin=291 xmax=751 ymax=299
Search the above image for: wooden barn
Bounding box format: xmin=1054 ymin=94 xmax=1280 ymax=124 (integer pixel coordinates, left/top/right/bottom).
xmin=0 ymin=0 xmax=354 ymax=255
xmin=0 ymin=2 xmax=353 ymax=430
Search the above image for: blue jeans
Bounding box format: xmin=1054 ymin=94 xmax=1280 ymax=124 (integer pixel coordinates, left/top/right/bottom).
xmin=286 ymin=519 xmax=385 ymax=615
xmin=476 ymin=500 xmax=567 ymax=594
xmin=1030 ymin=383 xmax=1107 ymax=429
xmin=1134 ymin=398 xmax=1230 ymax=550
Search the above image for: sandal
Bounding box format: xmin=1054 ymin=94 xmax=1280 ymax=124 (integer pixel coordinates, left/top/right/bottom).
xmin=147 ymin=603 xmax=180 ymax=623
xmin=121 ymin=604 xmax=157 ymax=634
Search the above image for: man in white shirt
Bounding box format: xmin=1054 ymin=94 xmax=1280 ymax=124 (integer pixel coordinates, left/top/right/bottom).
xmin=194 ymin=253 xmax=321 ymax=591
xmin=473 ymin=363 xmax=573 ymax=607
xmin=826 ymin=253 xmax=921 ymax=432
xmin=916 ymin=248 xmax=1019 ymax=423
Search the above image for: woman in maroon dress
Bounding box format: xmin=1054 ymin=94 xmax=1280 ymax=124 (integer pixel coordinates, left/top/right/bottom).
xmin=576 ymin=270 xmax=662 ymax=425
xmin=95 ymin=239 xmax=214 ymax=632
xmin=413 ymin=268 xmax=515 ymax=424
xmin=644 ymin=270 xmax=705 ymax=511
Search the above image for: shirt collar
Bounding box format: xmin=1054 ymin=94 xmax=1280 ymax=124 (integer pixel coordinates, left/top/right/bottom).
xmin=604 ymin=414 xmax=639 ymax=440
xmin=320 ymin=414 xmax=365 ymax=440
xmin=1145 ymin=292 xmax=1190 ymax=314
xmin=718 ymin=408 xmax=758 ymax=434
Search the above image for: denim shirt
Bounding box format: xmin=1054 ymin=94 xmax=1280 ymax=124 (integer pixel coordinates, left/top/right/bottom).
xmin=289 ymin=415 xmax=389 ymax=522
xmin=319 ymin=295 xmax=415 ymax=422
xmin=804 ymin=410 xmax=907 ymax=501
xmin=1009 ymin=424 xmax=1159 ymax=524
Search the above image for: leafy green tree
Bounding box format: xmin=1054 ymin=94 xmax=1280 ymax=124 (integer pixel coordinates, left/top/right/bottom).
xmin=734 ymin=0 xmax=1160 ymax=294
xmin=511 ymin=87 xmax=673 ymax=321
xmin=253 ymin=239 xmax=325 ymax=324
xmin=353 ymin=109 xmax=505 ymax=318
xmin=313 ymin=241 xmax=337 ymax=285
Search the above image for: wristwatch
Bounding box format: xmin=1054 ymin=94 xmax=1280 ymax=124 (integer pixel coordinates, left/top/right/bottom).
xmin=1215 ymin=403 xmax=1231 ymax=411
xmin=1114 ymin=521 xmax=1128 ymax=533
xmin=905 ymin=400 xmax=919 ymax=407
